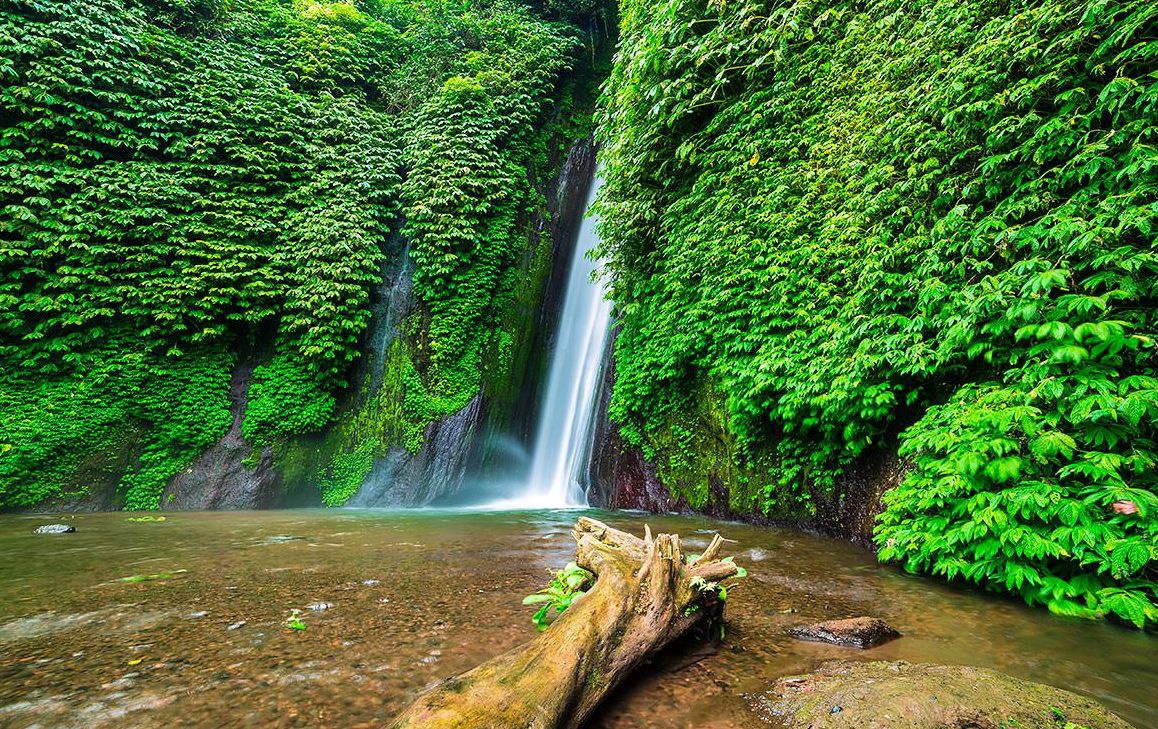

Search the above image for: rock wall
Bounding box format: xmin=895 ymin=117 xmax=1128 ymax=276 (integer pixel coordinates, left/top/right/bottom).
xmin=587 ymin=341 xmax=906 ymax=544
xmin=343 ymin=138 xmax=599 ymax=506
xmin=161 ymin=363 xmax=295 ymax=511
xmin=348 ymin=394 xmax=486 ymax=507
xmin=489 ymin=139 xmax=598 ymax=457
xmin=20 ymin=136 xmax=600 ymax=513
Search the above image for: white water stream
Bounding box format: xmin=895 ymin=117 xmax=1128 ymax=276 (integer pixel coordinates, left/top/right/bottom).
xmin=491 ymin=176 xmax=612 ymax=508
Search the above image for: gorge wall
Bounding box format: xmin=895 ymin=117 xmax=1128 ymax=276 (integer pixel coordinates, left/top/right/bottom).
xmin=590 ymin=0 xmax=1156 ymax=626
xmin=0 ymin=0 xmax=611 ymax=513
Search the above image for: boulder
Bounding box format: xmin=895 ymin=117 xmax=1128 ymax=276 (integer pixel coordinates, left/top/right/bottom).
xmin=33 ymin=524 xmax=75 ymax=534
xmin=750 ymin=660 xmax=1134 ymax=728
xmin=789 ymin=616 xmax=901 ymax=648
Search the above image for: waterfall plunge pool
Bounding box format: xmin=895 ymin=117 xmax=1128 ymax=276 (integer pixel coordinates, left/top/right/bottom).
xmin=0 ymin=509 xmax=1154 ymax=728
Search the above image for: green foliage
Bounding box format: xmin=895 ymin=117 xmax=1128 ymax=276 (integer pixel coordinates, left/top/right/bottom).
xmin=879 ymin=380 xmax=1158 ymax=628
xmin=318 ymin=440 xmax=374 ymax=506
xmin=1 ymin=0 xmax=585 ymax=507
xmin=120 ymin=569 xmax=187 ymax=582
xmin=244 ymin=347 xmax=337 ymax=444
xmin=596 ymin=0 xmax=1157 ymax=625
xmin=401 ymin=7 xmax=580 ymax=407
xmin=688 ymin=554 xmax=747 ymax=605
xmin=0 ymin=0 xmax=399 ymax=385
xmin=522 ymin=561 xmax=594 ymax=630
xmin=0 ymin=340 xmax=233 ymax=509
xmin=283 ymin=608 xmax=307 ymax=631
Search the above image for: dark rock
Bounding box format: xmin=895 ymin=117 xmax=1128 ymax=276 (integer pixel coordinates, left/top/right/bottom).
xmin=496 ymin=136 xmax=599 ymax=451
xmin=33 ymin=524 xmax=75 ymax=534
xmin=788 ymin=616 xmax=901 ymax=648
xmin=750 ymin=660 xmax=1135 ymax=728
xmin=335 ymin=236 xmax=486 ymax=508
xmin=586 ymin=342 xmax=677 ymax=512
xmin=161 ymin=362 xmax=286 ymax=511
xmin=814 ymin=448 xmax=909 ymax=547
xmin=349 ymin=393 xmax=486 ymax=506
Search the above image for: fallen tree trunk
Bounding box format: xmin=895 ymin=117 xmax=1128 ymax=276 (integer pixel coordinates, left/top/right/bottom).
xmin=390 ymin=516 xmax=740 ymax=729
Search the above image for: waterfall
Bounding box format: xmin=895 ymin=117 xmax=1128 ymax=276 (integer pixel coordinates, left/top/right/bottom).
xmin=496 ymin=176 xmax=612 ymax=508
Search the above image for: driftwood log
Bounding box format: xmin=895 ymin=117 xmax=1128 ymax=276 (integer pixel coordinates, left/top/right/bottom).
xmin=390 ymin=516 xmax=740 ymax=729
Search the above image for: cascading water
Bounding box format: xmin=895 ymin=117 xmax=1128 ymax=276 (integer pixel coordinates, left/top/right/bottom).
xmin=495 ymin=176 xmax=613 ymax=508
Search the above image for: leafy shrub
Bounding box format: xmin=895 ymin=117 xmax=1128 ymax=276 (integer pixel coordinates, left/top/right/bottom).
xmin=243 ymin=348 xmax=337 ymax=444
xmin=522 ymin=561 xmax=594 ymax=630
xmin=401 ymin=8 xmax=580 ymax=407
xmin=596 ymin=0 xmax=1157 ymax=625
xmin=0 ymin=340 xmax=233 ymax=509
xmin=318 ymin=441 xmax=374 ymax=506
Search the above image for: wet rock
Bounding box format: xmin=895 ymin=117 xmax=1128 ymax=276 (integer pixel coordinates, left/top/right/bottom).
xmin=349 ymin=393 xmax=485 ymax=507
xmin=814 ymin=448 xmax=908 ymax=545
xmin=160 ymin=362 xmax=287 ymax=511
xmin=33 ymin=524 xmax=75 ymax=534
xmin=750 ymin=660 xmax=1134 ymax=728
xmin=788 ymin=616 xmax=900 ymax=648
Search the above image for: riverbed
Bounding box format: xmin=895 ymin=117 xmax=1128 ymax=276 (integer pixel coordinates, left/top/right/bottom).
xmin=0 ymin=509 xmax=1154 ymax=727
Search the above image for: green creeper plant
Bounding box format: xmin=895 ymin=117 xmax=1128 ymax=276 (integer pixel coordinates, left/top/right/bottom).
xmin=0 ymin=0 xmax=588 ymax=508
xmin=522 ymin=561 xmax=595 ymax=630
xmin=595 ymin=0 xmax=1157 ymax=626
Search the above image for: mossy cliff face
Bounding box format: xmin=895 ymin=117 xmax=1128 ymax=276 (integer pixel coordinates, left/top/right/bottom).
xmin=588 ymin=357 xmax=899 ymax=543
xmin=592 ymin=0 xmax=1157 ymax=627
xmin=1 ymin=0 xmax=613 ymax=512
xmin=269 ymin=138 xmax=600 ymax=507
xmin=11 ymin=134 xmax=598 ymax=513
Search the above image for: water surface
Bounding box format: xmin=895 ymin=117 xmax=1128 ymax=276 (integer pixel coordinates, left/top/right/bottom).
xmin=0 ymin=510 xmax=1153 ymax=728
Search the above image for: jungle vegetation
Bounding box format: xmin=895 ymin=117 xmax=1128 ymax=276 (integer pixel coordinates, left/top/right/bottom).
xmin=0 ymin=0 xmax=593 ymax=509
xmin=1 ymin=0 xmax=1154 ymax=630
xmin=595 ymin=0 xmax=1157 ymax=627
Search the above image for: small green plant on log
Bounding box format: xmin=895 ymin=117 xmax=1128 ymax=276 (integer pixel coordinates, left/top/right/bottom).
xmin=522 ymin=561 xmax=595 ymax=630
xmin=686 ymin=555 xmax=748 ymax=635
xmin=392 ymin=518 xmax=742 ymax=728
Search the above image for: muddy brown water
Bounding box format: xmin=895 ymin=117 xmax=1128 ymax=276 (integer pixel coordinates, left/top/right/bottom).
xmin=0 ymin=509 xmax=1154 ymax=728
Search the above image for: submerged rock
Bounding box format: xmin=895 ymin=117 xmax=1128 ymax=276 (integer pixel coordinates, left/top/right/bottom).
xmin=750 ymin=660 xmax=1134 ymax=729
xmin=258 ymin=535 xmax=305 ymax=545
xmin=33 ymin=524 xmax=75 ymax=534
xmin=789 ymin=616 xmax=901 ymax=648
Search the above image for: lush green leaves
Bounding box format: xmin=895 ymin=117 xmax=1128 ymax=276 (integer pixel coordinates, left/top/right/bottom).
xmin=596 ymin=0 xmax=1157 ymax=626
xmin=0 ymin=0 xmax=581 ymax=508
xmin=522 ymin=561 xmax=594 ymax=630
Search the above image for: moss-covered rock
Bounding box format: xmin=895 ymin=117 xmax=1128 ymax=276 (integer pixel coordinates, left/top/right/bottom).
xmin=750 ymin=661 xmax=1134 ymax=729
